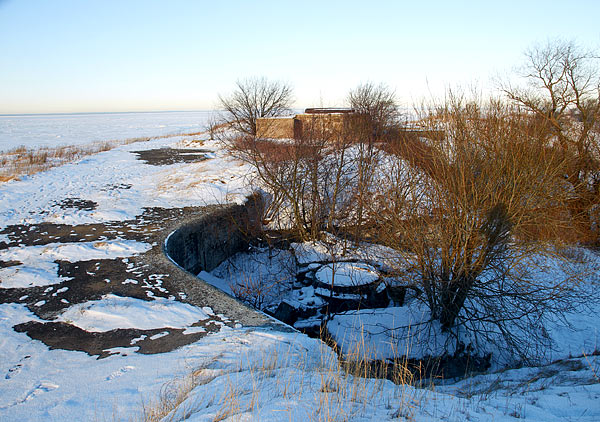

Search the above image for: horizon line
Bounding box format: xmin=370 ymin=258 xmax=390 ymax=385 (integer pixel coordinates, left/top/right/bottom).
xmin=0 ymin=109 xmax=220 ymax=117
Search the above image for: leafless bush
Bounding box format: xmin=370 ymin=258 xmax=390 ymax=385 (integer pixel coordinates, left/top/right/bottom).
xmin=348 ymin=82 xmax=401 ymax=142
xmin=215 ymin=81 xmax=404 ymax=243
xmin=501 ymin=39 xmax=600 ymax=243
xmin=216 ymin=75 xmax=595 ymax=363
xmin=375 ymin=95 xmax=583 ymax=362
xmin=229 ymin=274 xmax=279 ymax=310
xmin=221 ymin=247 xmax=297 ymax=310
xmin=221 ymin=110 xmax=388 ymax=243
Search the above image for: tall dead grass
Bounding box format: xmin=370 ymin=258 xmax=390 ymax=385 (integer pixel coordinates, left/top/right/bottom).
xmin=0 ymin=131 xmax=205 ymax=183
xmin=0 ymin=139 xmax=142 ymax=182
xmin=134 ymin=328 xmax=426 ymax=422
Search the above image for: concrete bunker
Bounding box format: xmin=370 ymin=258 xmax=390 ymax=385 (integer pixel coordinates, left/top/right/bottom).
xmin=256 ymin=108 xmax=355 ymax=140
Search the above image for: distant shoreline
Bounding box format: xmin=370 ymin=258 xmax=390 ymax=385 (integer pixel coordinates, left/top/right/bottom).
xmin=0 ymin=109 xmax=216 ymax=118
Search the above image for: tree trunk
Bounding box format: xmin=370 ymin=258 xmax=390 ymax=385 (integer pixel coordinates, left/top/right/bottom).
xmin=439 ymin=274 xmax=474 ymax=330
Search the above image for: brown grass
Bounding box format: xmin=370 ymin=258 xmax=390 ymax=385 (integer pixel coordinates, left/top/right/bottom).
xmin=0 ymin=131 xmax=205 ymax=183
xmin=232 ymin=136 xmax=324 ymax=163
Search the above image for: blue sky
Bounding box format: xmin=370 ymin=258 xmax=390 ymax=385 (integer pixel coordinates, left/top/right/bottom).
xmin=1 ymin=0 xmax=599 ymax=114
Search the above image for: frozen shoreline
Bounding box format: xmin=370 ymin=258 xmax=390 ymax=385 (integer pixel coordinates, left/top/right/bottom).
xmin=0 ymin=110 xmax=215 ymax=151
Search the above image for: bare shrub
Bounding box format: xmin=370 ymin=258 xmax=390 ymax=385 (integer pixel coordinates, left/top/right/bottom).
xmin=375 ymin=95 xmax=581 ymax=362
xmin=222 ymin=110 xmax=389 ymax=244
xmin=501 ymin=39 xmax=600 ymax=242
xmin=348 ymin=82 xmax=401 ymax=142
xmin=223 ymin=249 xmax=296 ymax=310
xmin=216 ymin=82 xmax=401 ymax=243
xmin=219 ymin=81 xmax=590 ymax=363
xmin=229 ymin=275 xmax=272 ymax=310
xmin=230 ymin=101 xmax=397 ymax=243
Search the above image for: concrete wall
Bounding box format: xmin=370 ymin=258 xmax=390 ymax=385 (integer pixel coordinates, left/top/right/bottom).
xmin=157 ymin=194 xmax=293 ymax=329
xmin=295 ymin=113 xmax=348 ymax=139
xmin=256 ymin=113 xmax=352 ymax=140
xmin=165 ymin=194 xmax=264 ymax=275
xmin=256 ymin=117 xmax=299 ymax=139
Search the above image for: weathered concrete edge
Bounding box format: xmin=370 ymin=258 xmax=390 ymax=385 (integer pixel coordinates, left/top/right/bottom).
xmin=149 ymin=197 xmax=293 ymax=331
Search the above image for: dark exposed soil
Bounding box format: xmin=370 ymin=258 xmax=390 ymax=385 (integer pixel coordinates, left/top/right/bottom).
xmin=0 ymin=206 xmax=200 ymax=250
xmin=54 ymin=198 xmax=98 ymax=211
xmin=0 ymin=258 xmax=173 ymax=319
xmin=14 ymin=318 xmax=225 ymax=358
xmin=131 ymin=148 xmax=211 ymax=166
xmin=0 ymin=205 xmax=241 ymax=356
xmin=0 ymin=260 xmax=21 ymax=268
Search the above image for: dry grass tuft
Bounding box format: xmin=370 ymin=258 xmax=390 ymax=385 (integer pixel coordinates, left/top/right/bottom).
xmin=135 ymin=367 xmax=219 ymax=422
xmin=0 ymin=131 xmax=205 ymax=183
xmin=0 ymin=139 xmax=145 ymax=182
xmin=137 ymin=375 xmax=197 ymax=422
xmin=134 ymin=327 xmax=427 ymax=422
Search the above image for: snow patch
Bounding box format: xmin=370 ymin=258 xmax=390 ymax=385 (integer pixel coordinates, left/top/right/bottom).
xmin=57 ymin=295 xmax=211 ymax=332
xmin=315 ymin=262 xmax=379 ymax=287
xmin=0 ymin=240 xmax=152 ymax=288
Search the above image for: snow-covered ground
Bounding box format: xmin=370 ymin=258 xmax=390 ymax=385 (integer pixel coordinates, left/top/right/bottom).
xmin=0 ymin=301 xmax=314 ymax=421
xmin=0 ymin=136 xmax=253 ymax=227
xmin=0 ymin=131 xmax=260 ymax=420
xmin=0 ymin=128 xmax=599 ymax=421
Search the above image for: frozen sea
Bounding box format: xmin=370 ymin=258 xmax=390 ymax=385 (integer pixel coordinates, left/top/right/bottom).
xmin=0 ymin=110 xmax=215 ymax=152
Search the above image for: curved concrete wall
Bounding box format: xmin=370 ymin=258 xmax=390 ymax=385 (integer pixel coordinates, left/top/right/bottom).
xmin=158 ymin=194 xmax=291 ymax=329
xmin=165 ymin=194 xmax=264 ymax=274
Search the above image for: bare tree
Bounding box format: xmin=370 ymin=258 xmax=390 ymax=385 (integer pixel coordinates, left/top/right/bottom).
xmin=376 ymin=96 xmax=579 ymax=361
xmin=501 ymin=40 xmax=600 ymax=241
xmin=345 ymin=83 xmax=401 ymax=239
xmin=225 ymin=114 xmax=355 ymax=242
xmin=348 ymin=82 xmax=400 ymax=142
xmin=218 ymin=77 xmax=293 ymax=136
xmin=223 ymin=108 xmax=387 ymax=243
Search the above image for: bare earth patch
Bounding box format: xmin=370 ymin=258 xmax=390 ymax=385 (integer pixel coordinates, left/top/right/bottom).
xmin=0 ymin=206 xmax=236 ymax=357
xmin=131 ymin=148 xmax=211 ymax=166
